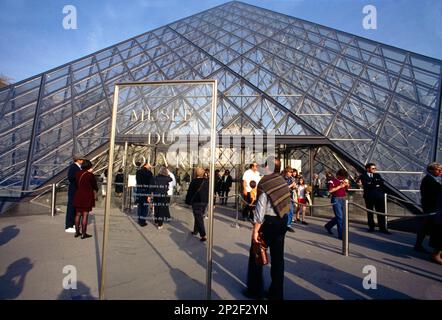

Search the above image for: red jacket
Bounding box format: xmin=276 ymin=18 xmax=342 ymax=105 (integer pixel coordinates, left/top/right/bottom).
xmin=73 ymin=170 xmax=98 ymax=209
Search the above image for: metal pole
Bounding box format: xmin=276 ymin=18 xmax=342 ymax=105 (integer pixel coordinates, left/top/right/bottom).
xmin=51 ymin=183 xmax=56 ymax=217
xmin=206 ymin=81 xmax=218 ymax=300
xmin=342 ymin=199 xmax=349 ymax=256
xmin=121 ymin=141 xmax=128 ymax=212
xmin=309 ymin=147 xmax=314 ymax=217
xmin=100 ymin=84 xmax=120 ymax=300
xmin=384 ymin=192 xmax=388 ymax=231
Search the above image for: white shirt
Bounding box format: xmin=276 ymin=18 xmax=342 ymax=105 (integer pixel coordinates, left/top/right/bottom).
xmin=168 ymin=171 xmax=176 ymax=196
xmin=242 ymin=169 xmax=261 ymax=192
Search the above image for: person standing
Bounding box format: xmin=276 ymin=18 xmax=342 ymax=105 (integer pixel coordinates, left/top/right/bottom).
xmin=245 ymin=157 xmax=291 ymax=300
xmin=114 ymin=169 xmax=124 ymax=197
xmin=136 ymin=162 xmax=154 ymax=227
xmin=242 ymin=163 xmax=261 ymax=221
xmin=153 ymin=167 xmax=172 ymax=230
xmin=220 ymin=170 xmax=233 ymax=205
xmin=295 ymin=177 xmax=309 ymax=225
xmin=100 ymin=169 xmax=108 ymax=197
xmin=282 ymin=166 xmax=296 ymax=233
xmin=166 ymin=167 xmax=176 ymax=197
xmin=357 ymin=163 xmax=391 ymax=234
xmin=324 ymin=169 xmax=349 ymax=240
xmin=65 ymin=154 xmax=84 ymax=233
xmin=73 ymin=160 xmax=98 ymax=239
xmin=416 ymin=162 xmax=442 ymax=260
xmin=185 ymin=167 xmax=209 ymax=242
xmin=313 ymin=173 xmax=321 ymax=197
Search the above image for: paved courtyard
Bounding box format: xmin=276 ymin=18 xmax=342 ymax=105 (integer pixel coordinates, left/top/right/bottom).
xmin=0 ymin=202 xmax=441 ymax=300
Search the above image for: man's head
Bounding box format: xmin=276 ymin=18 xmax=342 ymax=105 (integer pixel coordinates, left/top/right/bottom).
xmin=365 ymin=163 xmax=377 ymax=174
xmin=224 ymin=170 xmax=230 ymax=175
xmin=73 ymin=154 xmax=84 ymax=165
xmin=263 ymin=156 xmax=281 ymax=174
xmin=427 ymin=162 xmax=442 ymax=177
xmin=250 ymin=162 xmax=259 ymax=172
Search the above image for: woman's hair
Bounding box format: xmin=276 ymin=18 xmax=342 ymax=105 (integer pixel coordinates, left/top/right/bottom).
xmin=283 ymin=166 xmax=293 ymax=175
xmin=298 ymin=177 xmax=305 ymax=185
xmin=195 ymin=167 xmax=205 ymax=178
xmin=82 ymin=159 xmax=93 ymax=170
xmin=336 ymin=169 xmax=348 ymax=178
xmin=158 ymin=166 xmax=169 ymax=177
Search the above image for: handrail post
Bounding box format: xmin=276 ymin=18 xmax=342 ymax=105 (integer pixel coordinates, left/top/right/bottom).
xmin=51 ymin=183 xmax=57 ymax=217
xmin=384 ymin=193 xmax=389 ymax=232
xmin=233 ymin=194 xmax=240 ymax=229
xmin=342 ymin=199 xmax=349 ymax=256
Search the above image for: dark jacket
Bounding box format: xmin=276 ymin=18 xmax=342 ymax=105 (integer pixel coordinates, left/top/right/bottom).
xmin=68 ymin=163 xmax=82 ymax=201
xmin=73 ymin=170 xmax=98 ymax=209
xmin=136 ymin=167 xmax=154 ymax=204
xmin=185 ymin=178 xmax=209 ymax=205
xmin=220 ymin=175 xmax=233 ymax=191
xmin=420 ymin=174 xmax=442 ymax=220
xmin=358 ymin=172 xmax=385 ymax=199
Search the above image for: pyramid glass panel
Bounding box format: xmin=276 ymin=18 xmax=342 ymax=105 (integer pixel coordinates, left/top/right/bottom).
xmin=0 ymin=1 xmax=441 ymax=206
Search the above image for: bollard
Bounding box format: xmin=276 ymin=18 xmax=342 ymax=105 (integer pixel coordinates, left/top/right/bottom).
xmin=342 ymin=199 xmax=349 ymax=256
xmin=232 ymin=194 xmax=240 ymax=229
xmin=51 ymin=183 xmax=57 ymax=217
xmin=384 ymin=193 xmax=388 ymax=231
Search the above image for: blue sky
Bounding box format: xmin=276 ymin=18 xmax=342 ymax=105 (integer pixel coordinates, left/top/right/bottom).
xmin=1 ymin=0 xmax=441 ymax=83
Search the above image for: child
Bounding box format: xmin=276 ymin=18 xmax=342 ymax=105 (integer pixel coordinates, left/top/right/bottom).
xmin=248 ymin=180 xmax=258 ymax=221
xmin=295 ymin=177 xmax=309 ymax=225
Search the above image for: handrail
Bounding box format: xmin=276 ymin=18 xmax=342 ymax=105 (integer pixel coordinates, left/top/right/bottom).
xmin=0 ymin=185 xmax=53 ymax=193
xmin=387 ymin=193 xmax=419 ymax=205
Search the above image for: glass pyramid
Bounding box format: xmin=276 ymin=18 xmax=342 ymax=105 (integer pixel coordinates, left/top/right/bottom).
xmin=0 ymin=1 xmax=441 ymax=204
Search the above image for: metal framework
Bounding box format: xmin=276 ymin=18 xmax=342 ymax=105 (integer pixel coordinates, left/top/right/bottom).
xmin=0 ymin=1 xmax=441 ymax=203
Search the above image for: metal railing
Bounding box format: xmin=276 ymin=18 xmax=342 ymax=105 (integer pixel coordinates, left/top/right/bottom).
xmin=0 ymin=184 xmax=58 ymax=217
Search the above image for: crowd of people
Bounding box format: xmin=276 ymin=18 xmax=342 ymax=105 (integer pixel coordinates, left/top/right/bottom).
xmin=65 ymin=154 xmax=442 ymax=299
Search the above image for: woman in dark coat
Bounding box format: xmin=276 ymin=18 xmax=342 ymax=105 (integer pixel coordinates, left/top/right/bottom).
xmin=185 ymin=167 xmax=209 ymax=241
xmin=73 ymin=160 xmax=98 ymax=239
xmin=153 ymin=166 xmax=172 ymax=229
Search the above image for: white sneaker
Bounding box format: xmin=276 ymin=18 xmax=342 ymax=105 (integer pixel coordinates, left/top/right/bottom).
xmin=65 ymin=227 xmax=76 ymax=233
xmin=157 ymin=225 xmax=163 ymax=230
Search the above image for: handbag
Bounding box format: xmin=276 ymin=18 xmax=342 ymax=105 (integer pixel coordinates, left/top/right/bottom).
xmin=252 ymin=232 xmax=268 ymax=265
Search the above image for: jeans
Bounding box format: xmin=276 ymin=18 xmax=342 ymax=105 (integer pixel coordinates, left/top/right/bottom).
xmin=287 ymin=202 xmax=294 ymax=227
xmin=137 ymin=202 xmax=149 ymax=221
xmin=325 ymin=196 xmax=344 ymax=239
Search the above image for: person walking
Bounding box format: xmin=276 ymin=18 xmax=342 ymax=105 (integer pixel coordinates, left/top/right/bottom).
xmin=416 ymin=162 xmax=442 ymax=259
xmin=357 ymin=163 xmax=391 ymax=234
xmin=153 ymin=167 xmax=172 ymax=229
xmin=65 ymin=154 xmax=84 ymax=233
xmin=185 ymin=167 xmax=209 ymax=242
xmin=245 ymin=157 xmax=291 ymax=300
xmin=136 ymin=162 xmax=154 ymax=227
xmin=324 ymin=169 xmax=349 ymax=240
xmin=73 ymin=160 xmax=98 ymax=239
